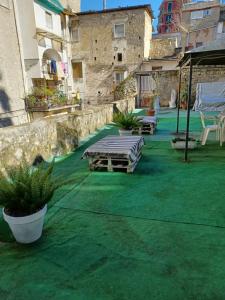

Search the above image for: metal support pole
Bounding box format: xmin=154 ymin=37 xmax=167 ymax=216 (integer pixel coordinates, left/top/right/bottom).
xmin=184 ymin=57 xmax=193 ymax=162
xmin=139 ymin=75 xmax=142 ymax=108
xmin=176 ymin=67 xmax=182 ymax=133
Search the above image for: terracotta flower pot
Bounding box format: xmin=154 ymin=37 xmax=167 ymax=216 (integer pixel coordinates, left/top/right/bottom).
xmin=147 ymin=109 xmax=155 ymax=116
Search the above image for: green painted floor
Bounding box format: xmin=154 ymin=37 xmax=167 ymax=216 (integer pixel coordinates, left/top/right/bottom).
xmin=1 ymin=110 xmax=225 ymax=300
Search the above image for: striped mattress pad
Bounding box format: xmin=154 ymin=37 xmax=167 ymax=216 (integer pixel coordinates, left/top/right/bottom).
xmin=138 ymin=116 xmax=157 ymax=124
xmin=82 ymin=135 xmax=145 ymax=162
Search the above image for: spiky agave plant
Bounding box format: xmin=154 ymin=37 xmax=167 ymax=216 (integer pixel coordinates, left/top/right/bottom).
xmin=113 ymin=112 xmax=140 ymax=130
xmin=0 ymin=161 xmax=58 ymax=217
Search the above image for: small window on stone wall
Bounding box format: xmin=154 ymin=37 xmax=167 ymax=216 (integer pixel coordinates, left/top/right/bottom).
xmin=203 ymin=9 xmax=211 ymax=17
xmin=168 ymin=2 xmax=172 ymax=13
xmin=196 ymin=42 xmax=203 ymax=48
xmin=117 ymin=53 xmax=123 ymax=62
xmin=71 ymin=27 xmax=79 ymax=42
xmin=223 ymin=21 xmax=225 ymax=33
xmin=115 ymin=72 xmax=125 ymax=84
xmin=114 ymin=24 xmax=125 ymax=38
xmin=72 ymin=62 xmax=83 ymax=79
xmin=191 ymin=10 xmax=203 ymax=20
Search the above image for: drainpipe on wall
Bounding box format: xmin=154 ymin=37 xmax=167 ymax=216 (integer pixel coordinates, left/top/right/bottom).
xmin=12 ymin=0 xmax=30 ymax=122
xmin=103 ymin=0 xmax=106 ymax=10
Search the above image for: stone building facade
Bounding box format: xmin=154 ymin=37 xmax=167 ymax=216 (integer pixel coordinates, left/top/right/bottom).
xmin=0 ymin=0 xmax=28 ymax=127
xmin=0 ymin=0 xmax=81 ymax=127
xmin=70 ymin=5 xmax=153 ymax=104
xmin=217 ymin=5 xmax=225 ymax=40
xmin=181 ymin=0 xmax=221 ymax=50
xmin=158 ymin=0 xmax=186 ymax=34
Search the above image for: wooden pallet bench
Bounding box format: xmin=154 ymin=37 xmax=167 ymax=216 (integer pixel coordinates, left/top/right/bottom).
xmin=82 ymin=135 xmax=144 ymax=173
xmin=134 ymin=116 xmax=157 ymax=135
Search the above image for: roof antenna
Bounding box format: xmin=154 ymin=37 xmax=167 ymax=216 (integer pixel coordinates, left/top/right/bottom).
xmin=103 ymin=0 xmax=106 ymax=10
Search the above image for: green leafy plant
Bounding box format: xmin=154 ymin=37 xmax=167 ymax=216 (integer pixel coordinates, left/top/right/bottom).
xmin=113 ymin=112 xmax=140 ymax=130
xmin=180 ymin=86 xmax=188 ymax=103
xmin=0 ymin=161 xmax=58 ymax=217
xmin=149 ymin=97 xmax=155 ymax=110
xmin=25 ymin=88 xmax=68 ymax=108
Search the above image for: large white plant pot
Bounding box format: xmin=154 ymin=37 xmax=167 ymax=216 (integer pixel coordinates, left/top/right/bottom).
xmin=3 ymin=205 xmax=47 ymax=244
xmin=119 ymin=129 xmax=133 ymax=136
xmin=171 ymin=141 xmax=197 ymax=150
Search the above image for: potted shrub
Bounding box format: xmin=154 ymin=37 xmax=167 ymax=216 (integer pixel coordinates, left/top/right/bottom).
xmin=113 ymin=112 xmax=140 ymax=135
xmin=0 ymin=161 xmax=58 ymax=244
xmin=180 ymin=87 xmax=188 ymax=110
xmin=171 ymin=137 xmax=197 ymax=150
xmin=147 ymin=98 xmax=155 ymax=116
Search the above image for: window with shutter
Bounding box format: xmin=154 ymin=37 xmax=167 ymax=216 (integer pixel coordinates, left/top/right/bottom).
xmin=71 ymin=28 xmax=79 ymax=42
xmin=45 ymin=12 xmax=53 ymax=29
xmin=191 ymin=10 xmax=203 ymax=20
xmin=114 ymin=24 xmax=125 ymax=38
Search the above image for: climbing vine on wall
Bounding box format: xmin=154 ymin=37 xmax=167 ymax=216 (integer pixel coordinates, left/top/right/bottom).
xmin=114 ymin=75 xmax=137 ymax=100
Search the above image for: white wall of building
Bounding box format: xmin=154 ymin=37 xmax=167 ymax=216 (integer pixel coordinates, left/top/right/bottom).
xmin=144 ymin=11 xmax=152 ymax=59
xmin=141 ymin=60 xmax=178 ymax=71
xmin=16 ymin=0 xmax=39 ymax=60
xmin=34 ymin=2 xmax=62 ymax=37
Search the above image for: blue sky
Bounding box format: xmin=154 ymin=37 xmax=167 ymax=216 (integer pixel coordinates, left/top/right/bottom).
xmin=81 ymin=0 xmax=160 ymax=27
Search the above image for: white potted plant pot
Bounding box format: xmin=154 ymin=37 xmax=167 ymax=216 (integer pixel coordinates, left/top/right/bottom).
xmin=3 ymin=205 xmax=47 ymax=244
xmin=119 ymin=129 xmax=133 ymax=136
xmin=171 ymin=139 xmax=197 ymax=150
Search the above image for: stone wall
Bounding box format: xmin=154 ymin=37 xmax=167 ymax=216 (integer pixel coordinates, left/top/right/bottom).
xmin=181 ymin=66 xmax=225 ymax=102
xmin=0 ymin=98 xmax=135 ymax=171
xmin=150 ymin=37 xmax=177 ymax=59
xmin=114 ymin=76 xmax=137 ymax=101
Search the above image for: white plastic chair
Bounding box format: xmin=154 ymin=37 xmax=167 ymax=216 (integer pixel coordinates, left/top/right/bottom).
xmin=200 ymin=112 xmax=220 ymax=145
xmin=219 ymin=115 xmax=225 ymax=146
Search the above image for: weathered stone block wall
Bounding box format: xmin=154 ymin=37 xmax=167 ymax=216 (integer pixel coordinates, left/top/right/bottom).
xmin=150 ymin=37 xmax=177 ymax=59
xmin=181 ymin=66 xmax=225 ymax=102
xmin=138 ymin=66 xmax=225 ymax=107
xmin=0 ymin=98 xmax=135 ymax=171
xmin=114 ymin=76 xmax=137 ymax=101
xmin=0 ymin=118 xmax=58 ymax=171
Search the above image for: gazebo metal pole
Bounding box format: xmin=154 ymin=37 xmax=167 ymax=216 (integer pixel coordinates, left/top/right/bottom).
xmin=176 ymin=67 xmax=182 ymax=133
xmin=139 ymin=75 xmax=142 ymax=108
xmin=184 ymin=56 xmax=193 ymax=162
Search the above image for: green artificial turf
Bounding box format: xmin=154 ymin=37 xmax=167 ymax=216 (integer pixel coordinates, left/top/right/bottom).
xmin=0 ymin=110 xmax=225 ymax=300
